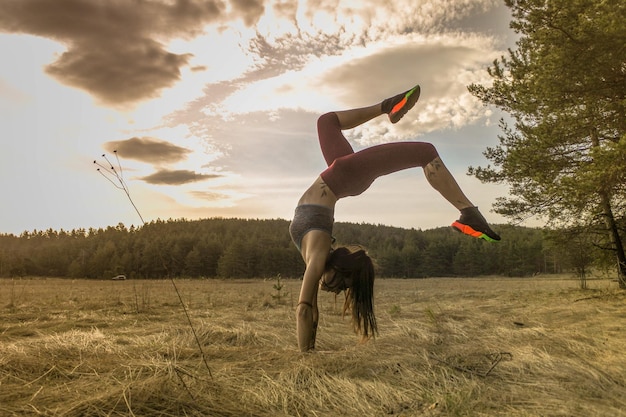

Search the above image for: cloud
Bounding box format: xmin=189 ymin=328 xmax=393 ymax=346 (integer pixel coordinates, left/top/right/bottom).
xmin=0 ymin=0 xmax=225 ymax=106
xmin=103 ymin=137 xmax=191 ymax=165
xmin=210 ymin=32 xmax=500 ymax=135
xmin=271 ymin=0 xmax=298 ymax=21
xmin=231 ymin=0 xmax=265 ymax=26
xmin=188 ymin=190 xmax=231 ymax=201
xmin=141 ymin=169 xmax=220 ymax=185
xmin=0 ymin=0 xmax=504 ymax=109
xmin=187 ymin=0 xmax=505 ymax=127
xmin=47 ymin=41 xmax=193 ymax=106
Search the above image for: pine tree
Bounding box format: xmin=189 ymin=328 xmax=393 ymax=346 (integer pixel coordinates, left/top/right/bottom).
xmin=468 ymin=0 xmax=626 ymax=286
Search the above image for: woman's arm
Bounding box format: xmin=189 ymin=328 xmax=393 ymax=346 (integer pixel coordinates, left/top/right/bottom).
xmin=296 ymin=230 xmax=331 ymax=352
xmin=296 ymin=304 xmax=316 ymax=351
xmin=296 ymin=262 xmax=322 ymax=351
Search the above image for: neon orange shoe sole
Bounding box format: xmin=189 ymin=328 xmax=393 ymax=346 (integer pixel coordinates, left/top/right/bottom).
xmin=389 ymin=85 xmax=420 ymax=123
xmin=451 ymin=221 xmax=499 ymax=242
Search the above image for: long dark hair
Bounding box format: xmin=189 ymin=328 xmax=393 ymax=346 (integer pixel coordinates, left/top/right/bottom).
xmin=325 ymin=245 xmax=378 ymax=339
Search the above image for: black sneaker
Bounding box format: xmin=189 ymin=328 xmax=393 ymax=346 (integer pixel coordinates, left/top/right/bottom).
xmin=451 ymin=207 xmax=501 ymax=242
xmin=382 ymin=84 xmax=421 ymax=124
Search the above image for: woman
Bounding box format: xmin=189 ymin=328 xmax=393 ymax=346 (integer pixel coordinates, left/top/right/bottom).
xmin=289 ymin=84 xmax=500 ymax=352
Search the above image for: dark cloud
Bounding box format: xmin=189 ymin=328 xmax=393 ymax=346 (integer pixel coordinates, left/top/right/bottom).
xmin=141 ymin=169 xmax=220 ymax=185
xmin=103 ymin=137 xmax=191 ymax=165
xmin=231 ymin=0 xmax=265 ymax=27
xmin=47 ymin=40 xmax=193 ymax=105
xmin=0 ymin=0 xmax=225 ymax=106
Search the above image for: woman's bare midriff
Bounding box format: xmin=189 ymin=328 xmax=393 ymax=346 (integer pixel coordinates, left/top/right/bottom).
xmin=297 ymin=176 xmax=338 ymax=208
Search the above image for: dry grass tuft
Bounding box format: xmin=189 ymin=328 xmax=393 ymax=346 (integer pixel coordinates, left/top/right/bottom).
xmin=1 ymin=276 xmax=625 ymax=416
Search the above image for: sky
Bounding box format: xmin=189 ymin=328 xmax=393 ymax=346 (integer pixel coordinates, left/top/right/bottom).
xmin=0 ymin=0 xmax=523 ymax=236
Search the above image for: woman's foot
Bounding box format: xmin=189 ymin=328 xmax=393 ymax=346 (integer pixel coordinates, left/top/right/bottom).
xmin=452 ymin=207 xmax=501 ymax=242
xmin=382 ymin=84 xmax=421 ymax=123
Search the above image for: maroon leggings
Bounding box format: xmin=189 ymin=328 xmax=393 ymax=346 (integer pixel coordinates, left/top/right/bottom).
xmin=318 ymin=112 xmax=439 ymax=199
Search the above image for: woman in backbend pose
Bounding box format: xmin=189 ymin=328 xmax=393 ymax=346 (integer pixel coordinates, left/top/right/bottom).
xmin=289 ymin=84 xmax=500 ymax=352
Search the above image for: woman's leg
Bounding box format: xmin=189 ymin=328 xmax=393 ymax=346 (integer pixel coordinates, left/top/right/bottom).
xmin=334 ymin=105 xmax=382 ymax=130
xmin=316 ymin=83 xmax=500 ymax=241
xmin=320 ymin=141 xmax=439 ymax=198
xmin=317 ymin=105 xmax=382 ymax=166
xmin=320 ymin=142 xmax=501 ymax=241
xmin=423 ymin=157 xmax=473 ymax=210
xmin=423 ymin=157 xmax=500 ymax=241
xmin=317 ymin=84 xmax=421 ymax=166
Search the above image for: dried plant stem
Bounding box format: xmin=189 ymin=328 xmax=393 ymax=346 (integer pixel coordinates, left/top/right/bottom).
xmin=95 ymin=151 xmax=212 ymax=378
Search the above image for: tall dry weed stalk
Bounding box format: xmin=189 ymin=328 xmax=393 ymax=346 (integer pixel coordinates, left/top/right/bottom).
xmin=96 ymin=152 xmax=212 ymax=378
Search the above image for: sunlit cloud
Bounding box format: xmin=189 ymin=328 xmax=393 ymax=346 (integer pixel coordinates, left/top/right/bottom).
xmin=0 ymin=0 xmax=517 ymax=234
xmin=189 ymin=190 xmax=236 ymax=202
xmin=141 ymin=169 xmax=220 ymax=185
xmin=209 ymin=31 xmax=500 ymax=144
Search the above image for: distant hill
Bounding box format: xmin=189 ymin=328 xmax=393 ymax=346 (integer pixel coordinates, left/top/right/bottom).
xmin=0 ymin=218 xmax=561 ymax=279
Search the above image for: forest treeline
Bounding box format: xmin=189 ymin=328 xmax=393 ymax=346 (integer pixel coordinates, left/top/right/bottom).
xmin=0 ymin=217 xmax=598 ymax=279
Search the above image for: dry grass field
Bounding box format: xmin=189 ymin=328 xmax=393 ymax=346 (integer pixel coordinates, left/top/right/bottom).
xmin=1 ymin=276 xmax=625 ymax=416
